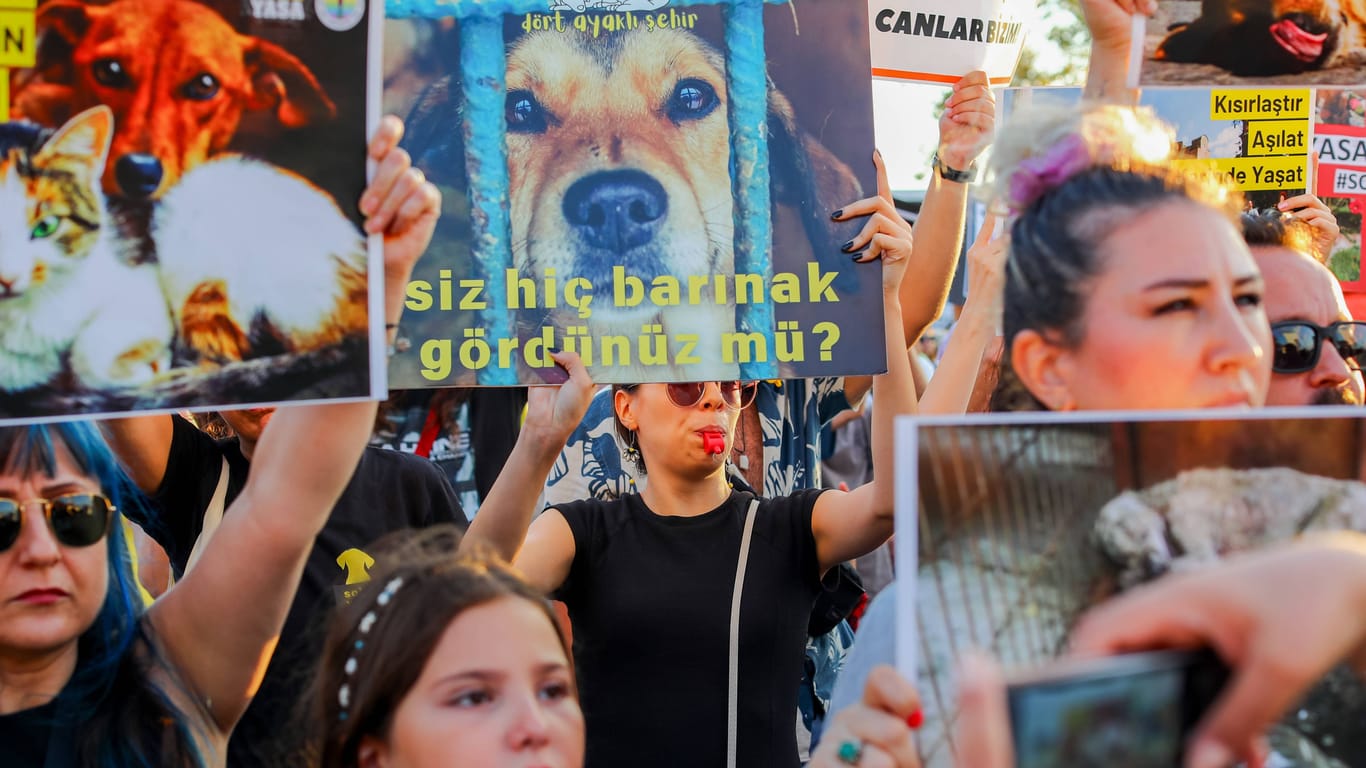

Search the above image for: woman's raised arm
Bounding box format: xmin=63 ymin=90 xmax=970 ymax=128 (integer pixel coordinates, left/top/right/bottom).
xmin=146 ymin=115 xmax=440 ymax=732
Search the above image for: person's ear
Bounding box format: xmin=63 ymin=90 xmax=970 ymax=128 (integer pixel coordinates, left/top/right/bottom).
xmin=1010 ymin=330 xmax=1077 ymax=411
xmin=614 ymin=388 xmax=639 ymax=432
xmin=357 ymin=735 xmax=388 ymax=768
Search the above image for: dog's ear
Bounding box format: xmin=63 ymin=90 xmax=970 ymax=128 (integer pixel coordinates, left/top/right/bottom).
xmin=400 ymin=74 xmax=467 ymax=191
xmin=241 ymin=37 xmax=338 ymax=128
xmin=35 ymin=0 xmax=94 ymax=46
xmin=1154 ymin=22 xmax=1210 ymax=62
xmin=23 ymin=0 xmax=99 ymax=88
xmin=767 ymin=85 xmax=863 ymax=288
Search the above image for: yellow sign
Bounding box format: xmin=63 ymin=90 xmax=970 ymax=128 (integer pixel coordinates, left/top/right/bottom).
xmin=1245 ymin=120 xmax=1308 ymax=158
xmin=1210 ymin=89 xmax=1311 ymax=121
xmin=0 ymin=68 xmax=8 ymax=119
xmin=1175 ymin=155 xmax=1307 ymax=192
xmin=0 ymin=5 xmax=34 ymax=69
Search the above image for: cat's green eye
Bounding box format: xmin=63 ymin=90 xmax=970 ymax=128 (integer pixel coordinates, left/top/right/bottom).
xmin=30 ymin=216 xmax=59 ymax=239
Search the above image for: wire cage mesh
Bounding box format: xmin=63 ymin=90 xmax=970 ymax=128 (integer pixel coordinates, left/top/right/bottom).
xmin=904 ymin=414 xmax=1366 ymax=766
xmin=911 ymin=422 xmax=1119 ymax=765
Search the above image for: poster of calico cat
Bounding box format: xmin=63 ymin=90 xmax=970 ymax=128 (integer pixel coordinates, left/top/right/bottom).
xmin=0 ymin=0 xmax=383 ymax=424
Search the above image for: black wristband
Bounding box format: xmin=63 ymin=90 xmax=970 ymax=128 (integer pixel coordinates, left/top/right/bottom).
xmin=933 ymin=152 xmax=975 ymax=183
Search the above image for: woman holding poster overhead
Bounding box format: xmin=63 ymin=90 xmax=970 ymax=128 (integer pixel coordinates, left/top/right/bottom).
xmin=0 ymin=119 xmax=439 ymax=768
xmin=459 ymin=152 xmax=918 ymax=767
xmin=986 ymin=103 xmax=1275 ymax=411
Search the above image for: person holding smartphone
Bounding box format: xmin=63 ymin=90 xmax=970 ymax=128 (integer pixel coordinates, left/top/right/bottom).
xmin=812 ymin=533 xmax=1366 ymax=768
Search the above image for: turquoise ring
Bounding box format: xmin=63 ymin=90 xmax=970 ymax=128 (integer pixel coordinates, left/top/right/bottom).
xmin=836 ymin=738 xmax=864 ymax=765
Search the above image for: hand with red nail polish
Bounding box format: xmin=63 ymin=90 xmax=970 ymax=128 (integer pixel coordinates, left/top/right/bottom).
xmin=810 ymin=666 xmax=922 ymax=768
xmin=813 ymin=661 xmax=1012 ymax=768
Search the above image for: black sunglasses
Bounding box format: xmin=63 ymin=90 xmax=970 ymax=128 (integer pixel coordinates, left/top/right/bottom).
xmin=0 ymin=493 xmax=115 ymax=552
xmin=1271 ymin=320 xmax=1366 ymax=374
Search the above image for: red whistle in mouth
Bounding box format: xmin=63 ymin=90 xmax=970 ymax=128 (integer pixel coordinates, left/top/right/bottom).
xmin=702 ymin=431 xmax=726 ymax=455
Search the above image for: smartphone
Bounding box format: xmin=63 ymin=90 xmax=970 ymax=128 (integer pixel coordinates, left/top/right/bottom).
xmin=1007 ymin=648 xmax=1230 ymax=768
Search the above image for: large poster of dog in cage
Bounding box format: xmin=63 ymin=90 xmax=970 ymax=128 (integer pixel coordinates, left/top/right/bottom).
xmin=893 ymin=412 xmax=1366 ymax=767
xmin=1132 ymin=0 xmax=1366 ymax=86
xmin=0 ymin=0 xmax=383 ymax=424
xmin=383 ymin=0 xmax=882 ymax=387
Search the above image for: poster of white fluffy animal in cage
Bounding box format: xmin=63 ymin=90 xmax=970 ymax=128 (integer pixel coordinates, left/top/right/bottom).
xmin=894 ymin=410 xmax=1366 ymax=767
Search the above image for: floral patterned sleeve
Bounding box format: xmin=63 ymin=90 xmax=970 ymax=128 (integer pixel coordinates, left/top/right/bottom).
xmin=542 ymin=387 xmax=639 ymax=506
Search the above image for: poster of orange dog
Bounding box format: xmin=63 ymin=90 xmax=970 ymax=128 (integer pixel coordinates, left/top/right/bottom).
xmin=384 ymin=0 xmax=883 ymax=386
xmin=0 ymin=0 xmax=382 ymax=424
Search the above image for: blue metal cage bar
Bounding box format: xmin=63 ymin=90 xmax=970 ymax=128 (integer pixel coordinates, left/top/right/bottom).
xmin=389 ymin=0 xmax=790 ymax=381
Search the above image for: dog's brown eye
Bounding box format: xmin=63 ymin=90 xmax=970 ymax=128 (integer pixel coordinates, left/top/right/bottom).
xmin=506 ymin=90 xmax=548 ymax=133
xmin=92 ymin=59 xmax=130 ymax=88
xmin=668 ymin=79 xmax=718 ymax=123
xmin=182 ymin=74 xmax=220 ymax=101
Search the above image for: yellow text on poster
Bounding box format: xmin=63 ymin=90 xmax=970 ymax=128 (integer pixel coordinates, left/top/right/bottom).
xmin=1210 ymin=89 xmax=1311 ymax=121
xmin=1245 ymin=120 xmax=1308 ymax=157
xmin=1174 ymin=155 xmax=1306 ymax=192
xmin=0 ymin=0 xmax=36 ymax=70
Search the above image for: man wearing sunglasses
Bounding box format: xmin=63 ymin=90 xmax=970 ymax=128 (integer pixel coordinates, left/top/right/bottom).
xmin=1243 ymin=205 xmax=1365 ymax=407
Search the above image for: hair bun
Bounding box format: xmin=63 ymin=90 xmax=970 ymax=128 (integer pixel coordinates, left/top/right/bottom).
xmin=985 ymin=104 xmax=1178 ymax=215
xmin=1006 ymin=133 xmax=1096 ymax=212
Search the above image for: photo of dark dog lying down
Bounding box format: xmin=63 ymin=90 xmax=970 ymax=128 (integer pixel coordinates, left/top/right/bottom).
xmin=1153 ymin=0 xmax=1366 ymax=77
xmin=398 ymin=23 xmax=870 ymax=381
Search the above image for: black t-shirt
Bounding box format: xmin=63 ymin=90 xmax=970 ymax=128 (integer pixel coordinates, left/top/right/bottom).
xmin=0 ymin=698 xmax=66 ymax=767
xmin=0 ymin=621 xmax=212 ymax=767
xmin=370 ymin=387 xmax=527 ymax=513
xmin=553 ymin=489 xmax=826 ymax=768
xmin=139 ymin=415 xmax=465 ymax=768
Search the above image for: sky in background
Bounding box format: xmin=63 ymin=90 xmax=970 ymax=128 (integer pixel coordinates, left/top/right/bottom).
xmin=1139 ymin=89 xmax=1244 ymax=157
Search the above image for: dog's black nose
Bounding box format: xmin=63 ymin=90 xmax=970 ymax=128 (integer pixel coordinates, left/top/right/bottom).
xmin=562 ymin=169 xmax=668 ymax=253
xmin=114 ymin=154 xmax=164 ymax=199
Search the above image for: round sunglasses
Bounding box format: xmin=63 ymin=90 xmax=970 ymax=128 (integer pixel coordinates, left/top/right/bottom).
xmin=624 ymin=381 xmax=759 ymax=410
xmin=1271 ymin=320 xmax=1366 ymax=374
xmin=0 ymin=493 xmax=115 ymax=552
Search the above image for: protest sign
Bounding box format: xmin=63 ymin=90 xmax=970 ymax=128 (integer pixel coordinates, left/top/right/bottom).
xmin=1130 ymin=0 xmax=1366 ymax=87
xmin=1313 ymin=89 xmax=1366 ymax=302
xmin=1003 ymin=86 xmax=1311 ymax=206
xmin=1158 ymin=88 xmax=1311 ymax=204
xmin=0 ymin=0 xmax=382 ymax=425
xmin=0 ymin=0 xmax=34 ymax=117
xmin=868 ymin=0 xmax=1032 ymax=86
xmin=384 ymin=0 xmax=884 ymax=387
xmin=896 ymin=410 xmax=1366 ymax=766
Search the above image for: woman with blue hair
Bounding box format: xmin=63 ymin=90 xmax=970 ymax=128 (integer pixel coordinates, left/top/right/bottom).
xmin=0 ymin=113 xmax=439 ymax=767
xmin=0 ymin=407 xmax=375 ymax=766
